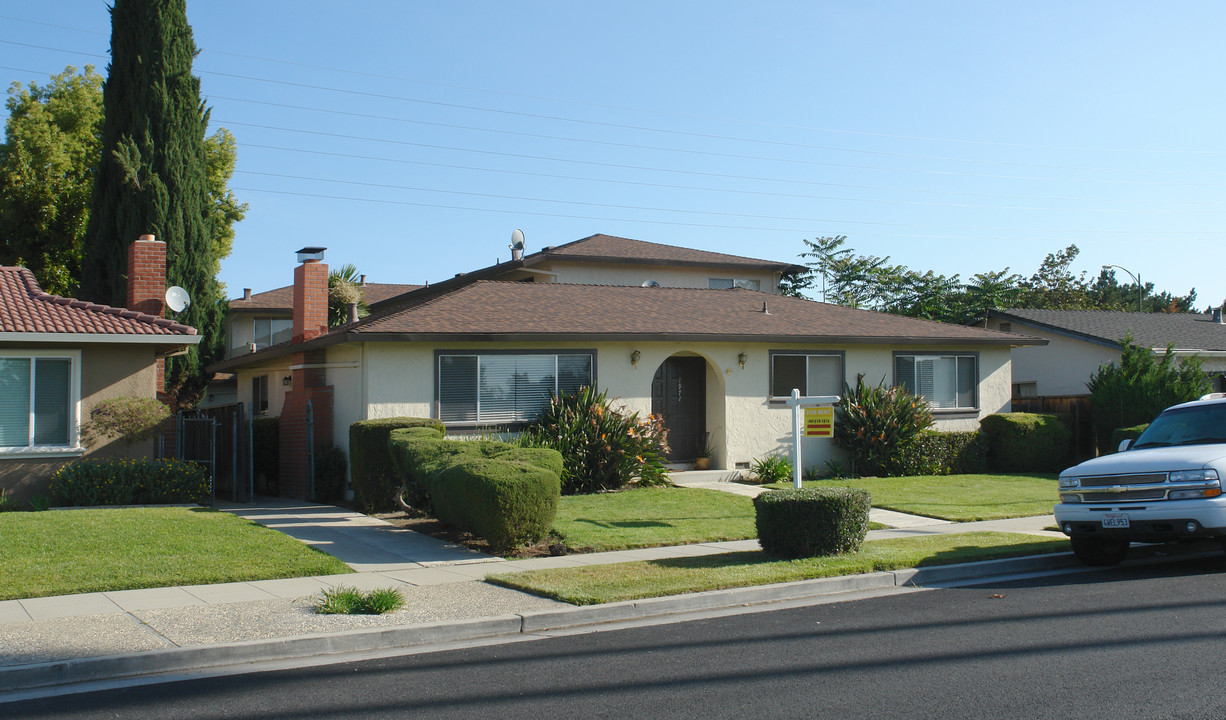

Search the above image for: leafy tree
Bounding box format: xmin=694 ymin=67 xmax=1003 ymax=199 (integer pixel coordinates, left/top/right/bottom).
xmin=81 ymin=0 xmax=223 ymax=407
xmin=1021 ymin=244 xmax=1092 ymax=309
xmin=328 ymin=263 xmax=369 ymax=326
xmin=1087 ymin=334 xmax=1209 ymax=453
xmin=0 ymin=66 xmax=103 ymax=296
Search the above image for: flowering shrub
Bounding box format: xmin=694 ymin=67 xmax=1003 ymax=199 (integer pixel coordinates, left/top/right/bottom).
xmin=833 ymin=378 xmax=932 ymax=477
xmin=49 ymin=458 xmax=211 ymax=506
xmin=519 ymin=386 xmax=670 ymax=494
xmin=89 ymin=397 xmax=170 ymax=444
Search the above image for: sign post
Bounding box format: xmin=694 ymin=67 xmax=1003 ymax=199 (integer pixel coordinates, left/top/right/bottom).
xmin=785 ymin=389 xmax=840 ymax=489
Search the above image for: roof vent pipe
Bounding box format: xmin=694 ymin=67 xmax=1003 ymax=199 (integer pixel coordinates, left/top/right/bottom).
xmin=346 ymin=302 xmax=359 ymax=324
xmin=762 ymin=301 xmax=770 ymax=314
xmin=242 ymin=288 xmax=252 ymax=300
xmin=1216 ymin=307 xmax=1224 ymax=324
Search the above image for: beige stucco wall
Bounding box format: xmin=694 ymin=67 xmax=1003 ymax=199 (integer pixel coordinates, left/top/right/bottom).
xmin=235 ymin=362 xmax=294 ymax=418
xmin=534 ymin=260 xmax=780 ymax=293
xmin=988 ymin=318 xmax=1120 ymax=396
xmin=0 ymin=343 xmax=161 ymax=502
xmin=351 ymin=339 xmax=1013 ymax=478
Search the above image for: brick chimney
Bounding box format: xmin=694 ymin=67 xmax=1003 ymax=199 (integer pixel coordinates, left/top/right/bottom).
xmin=292 ymin=246 xmax=328 ymax=344
xmin=127 ymin=234 xmax=166 ymax=317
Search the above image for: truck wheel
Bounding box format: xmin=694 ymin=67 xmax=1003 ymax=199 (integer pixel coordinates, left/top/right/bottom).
xmin=1071 ymin=537 xmax=1130 ymax=566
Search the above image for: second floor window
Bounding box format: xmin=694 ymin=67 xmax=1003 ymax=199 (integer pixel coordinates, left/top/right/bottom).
xmin=253 ymin=317 xmax=293 ymax=349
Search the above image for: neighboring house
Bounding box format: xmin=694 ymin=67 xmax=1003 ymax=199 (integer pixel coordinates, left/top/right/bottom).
xmin=210 ymin=234 xmax=1043 ymax=499
xmin=983 ymin=309 xmax=1226 ymax=398
xmin=216 ymin=280 xmax=419 ymax=412
xmin=0 ymin=236 xmax=200 ymax=501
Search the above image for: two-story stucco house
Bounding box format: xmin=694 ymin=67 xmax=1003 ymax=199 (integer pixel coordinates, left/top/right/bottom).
xmin=211 ymin=234 xmax=1042 ymax=499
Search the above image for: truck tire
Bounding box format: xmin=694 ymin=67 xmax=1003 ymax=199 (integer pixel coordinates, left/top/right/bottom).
xmin=1071 ymin=537 xmax=1130 ymax=566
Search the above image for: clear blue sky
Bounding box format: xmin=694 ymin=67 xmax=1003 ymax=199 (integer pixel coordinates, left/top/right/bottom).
xmin=3 ymin=1 xmax=1225 ymax=308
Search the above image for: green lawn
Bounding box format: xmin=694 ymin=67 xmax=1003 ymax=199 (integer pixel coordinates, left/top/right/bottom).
xmin=554 ymin=486 xmax=757 ymax=552
xmin=489 ymin=531 xmax=1069 ymax=604
xmin=0 ymin=506 xmax=351 ymax=601
xmin=763 ymin=473 xmax=1059 ymax=522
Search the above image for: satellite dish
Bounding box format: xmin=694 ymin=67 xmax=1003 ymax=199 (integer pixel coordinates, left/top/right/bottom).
xmin=510 ymin=228 xmax=525 ymax=250
xmin=165 ymin=286 xmax=191 ymax=314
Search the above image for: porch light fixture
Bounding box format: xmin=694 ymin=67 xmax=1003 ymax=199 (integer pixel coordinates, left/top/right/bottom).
xmin=282 ymin=375 xmax=292 ymax=386
xmin=630 ymin=350 xmax=641 ymax=367
xmin=738 ymin=352 xmax=748 ymax=369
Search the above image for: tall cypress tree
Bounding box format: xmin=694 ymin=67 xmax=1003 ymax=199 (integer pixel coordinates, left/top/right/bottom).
xmin=82 ymin=0 xmax=223 ymax=406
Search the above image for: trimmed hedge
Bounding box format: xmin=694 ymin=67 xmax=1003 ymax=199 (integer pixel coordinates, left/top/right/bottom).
xmin=386 ymin=428 xmax=563 ymax=551
xmin=894 ymin=431 xmax=989 ymax=476
xmin=350 ymin=417 xmax=445 ymax=512
xmin=49 ymin=458 xmax=211 ymax=506
xmin=252 ymin=417 xmax=279 ymax=496
xmin=754 ymin=487 xmax=870 ymax=558
xmin=979 ymin=413 xmax=1072 ymax=472
xmin=430 ymin=455 xmax=561 ymax=553
xmin=1110 ymin=423 xmax=1150 ymax=453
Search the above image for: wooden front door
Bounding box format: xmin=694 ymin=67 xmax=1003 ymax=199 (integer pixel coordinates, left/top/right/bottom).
xmin=651 ymin=357 xmax=706 ymax=462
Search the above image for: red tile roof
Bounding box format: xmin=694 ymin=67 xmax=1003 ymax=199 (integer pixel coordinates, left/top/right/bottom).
xmin=229 ymin=282 xmax=422 ymax=312
xmin=0 ymin=267 xmax=197 ymax=336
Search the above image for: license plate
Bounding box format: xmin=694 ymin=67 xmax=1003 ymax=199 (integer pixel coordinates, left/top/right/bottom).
xmin=1102 ymin=513 xmax=1130 ymax=529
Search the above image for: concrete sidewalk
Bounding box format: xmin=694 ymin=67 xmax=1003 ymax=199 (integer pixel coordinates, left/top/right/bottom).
xmin=0 ymin=493 xmax=1067 ymax=697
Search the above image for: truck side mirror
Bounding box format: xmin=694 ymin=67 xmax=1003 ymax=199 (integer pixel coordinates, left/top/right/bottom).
xmin=1118 ymin=438 xmax=1133 ymax=452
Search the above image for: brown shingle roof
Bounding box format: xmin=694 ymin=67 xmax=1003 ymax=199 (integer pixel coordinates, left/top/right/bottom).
xmin=0 ymin=267 xmax=196 ymax=336
xmin=351 ymin=281 xmax=1038 ymax=343
xmin=229 ymin=282 xmax=422 ymax=312
xmin=531 ymin=234 xmax=805 ymax=272
xmin=992 ymin=308 xmax=1226 ymax=351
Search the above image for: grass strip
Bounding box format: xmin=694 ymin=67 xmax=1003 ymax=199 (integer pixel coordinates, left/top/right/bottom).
xmin=554 ymin=486 xmax=757 ymax=552
xmin=764 ymin=474 xmax=1059 ymax=522
xmin=487 ymin=531 xmax=1068 ymax=605
xmin=0 ymin=506 xmax=352 ymax=601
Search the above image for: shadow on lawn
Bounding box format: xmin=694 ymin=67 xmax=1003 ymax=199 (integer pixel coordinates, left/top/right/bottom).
xmin=570 ymin=519 xmax=674 ymax=529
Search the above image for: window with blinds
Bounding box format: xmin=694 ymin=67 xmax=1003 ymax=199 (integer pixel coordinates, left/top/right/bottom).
xmin=0 ymin=355 xmax=72 ymax=449
xmin=438 ymin=353 xmax=593 ymax=425
xmin=894 ymin=354 xmax=977 ymax=409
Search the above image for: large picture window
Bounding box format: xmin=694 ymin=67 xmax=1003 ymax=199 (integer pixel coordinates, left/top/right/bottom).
xmin=438 ymin=352 xmax=594 ymax=425
xmin=895 ymin=353 xmax=977 ymax=409
xmin=0 ymin=353 xmax=77 ymax=451
xmin=770 ymin=352 xmax=843 ymax=399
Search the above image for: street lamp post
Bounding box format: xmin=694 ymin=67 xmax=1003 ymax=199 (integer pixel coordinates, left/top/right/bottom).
xmin=1103 ymin=264 xmax=1142 ymax=312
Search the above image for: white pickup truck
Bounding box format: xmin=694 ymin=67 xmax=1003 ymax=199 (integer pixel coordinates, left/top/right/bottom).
xmin=1054 ymin=395 xmax=1226 ymax=565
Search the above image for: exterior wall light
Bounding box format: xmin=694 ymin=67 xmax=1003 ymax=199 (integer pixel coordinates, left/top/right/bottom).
xmin=631 ymin=350 xmax=641 ymax=367
xmin=738 ymin=352 xmax=748 ymax=369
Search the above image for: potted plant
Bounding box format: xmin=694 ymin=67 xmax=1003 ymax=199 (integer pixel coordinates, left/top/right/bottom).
xmin=694 ymin=433 xmax=715 ymax=470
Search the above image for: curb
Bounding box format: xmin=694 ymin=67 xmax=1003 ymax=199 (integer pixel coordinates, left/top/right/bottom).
xmin=0 ymin=552 xmax=1076 ymax=695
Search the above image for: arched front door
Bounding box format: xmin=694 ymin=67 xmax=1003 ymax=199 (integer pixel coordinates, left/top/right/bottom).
xmin=651 ymin=357 xmax=706 ymax=462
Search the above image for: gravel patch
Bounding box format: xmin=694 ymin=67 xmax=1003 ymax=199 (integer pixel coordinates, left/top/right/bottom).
xmin=0 ymin=613 xmax=172 ymax=666
xmin=136 ymin=582 xmax=570 ymax=646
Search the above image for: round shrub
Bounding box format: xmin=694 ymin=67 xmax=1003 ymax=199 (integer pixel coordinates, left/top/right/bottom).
xmin=350 ymin=417 xmax=445 ymax=512
xmin=754 ymin=487 xmax=870 ymax=558
xmin=49 ymin=458 xmax=211 ymax=506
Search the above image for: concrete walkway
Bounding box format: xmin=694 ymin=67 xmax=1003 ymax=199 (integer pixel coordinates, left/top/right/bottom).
xmin=0 ymin=487 xmax=1066 ymax=696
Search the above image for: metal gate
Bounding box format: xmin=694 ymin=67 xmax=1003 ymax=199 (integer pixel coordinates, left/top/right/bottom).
xmin=170 ymin=403 xmax=253 ymax=503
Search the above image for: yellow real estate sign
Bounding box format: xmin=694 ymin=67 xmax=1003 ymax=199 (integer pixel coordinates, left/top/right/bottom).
xmin=804 ymin=406 xmax=834 ymax=438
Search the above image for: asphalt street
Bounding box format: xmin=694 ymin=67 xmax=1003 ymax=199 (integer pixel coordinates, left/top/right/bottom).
xmin=8 ymin=554 xmax=1226 ymax=720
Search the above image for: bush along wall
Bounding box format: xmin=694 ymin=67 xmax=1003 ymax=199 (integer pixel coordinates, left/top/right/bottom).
xmin=313 ymin=444 xmax=347 ymax=504
xmin=49 ymin=458 xmax=211 ymax=506
xmin=893 ymin=431 xmax=989 ymax=476
xmin=350 ymin=417 xmax=445 ymax=512
xmin=754 ymin=487 xmax=870 ymax=559
xmin=979 ymin=413 xmax=1072 ymax=472
xmin=386 ymin=429 xmax=563 ymax=552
